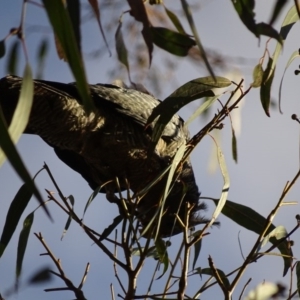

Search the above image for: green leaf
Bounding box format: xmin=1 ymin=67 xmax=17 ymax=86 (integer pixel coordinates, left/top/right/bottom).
xmin=150 ymin=27 xmax=195 ymax=57
xmin=115 ymin=20 xmax=130 ymax=76
xmin=0 ymin=39 xmax=5 ymax=58
xmin=127 ymin=0 xmax=153 ymax=66
xmin=66 ymin=0 xmax=81 ymax=53
xmin=155 ymin=238 xmax=169 ymax=279
xmin=180 ymin=0 xmax=215 ymax=78
xmin=211 ymin=145 xmax=229 ymax=223
xmin=296 ymin=261 xmax=300 ymax=297
xmin=199 ymin=267 xmax=230 ymax=289
xmin=0 ymin=183 xmax=33 ymax=258
xmin=27 ymin=266 xmax=52 ymax=285
xmin=251 ymin=64 xmax=263 ymax=88
xmin=213 ymin=199 xmax=293 ymax=276
xmin=36 ymin=39 xmax=49 ymax=79
xmin=269 ymin=0 xmax=289 ymax=25
xmin=231 ymin=129 xmax=238 ymax=163
xmin=61 ymin=195 xmax=75 ymax=240
xmin=0 ymin=66 xmax=48 ymax=217
xmin=83 ymin=185 xmax=103 ymax=217
xmin=0 ymin=64 xmax=34 ymax=167
xmin=163 ymin=144 xmax=186 ymax=207
xmin=255 ymin=22 xmax=282 ymax=43
xmin=147 ymin=76 xmax=231 ymax=155
xmin=192 ymin=235 xmax=202 ymax=270
xmin=278 ymin=50 xmax=300 ymax=113
xmin=6 ymin=40 xmax=19 ymax=75
xmin=99 ymin=215 xmax=123 ymax=241
xmin=87 ymin=0 xmax=111 ymax=55
xmin=185 ymin=95 xmax=220 ymax=127
xmin=164 ymin=6 xmax=186 ymax=34
xmin=260 ymin=58 xmax=275 ymax=117
xmin=266 ymin=5 xmax=300 ymax=82
xmin=16 ymin=212 xmax=34 ymax=277
xmin=42 ymin=0 xmax=93 ymax=113
xmin=232 ymin=0 xmax=282 ymax=43
xmin=155 ymin=143 xmax=186 ymax=239
xmin=132 ymin=246 xmax=156 ymax=257
xmin=8 ymin=64 xmax=34 ymax=144
xmin=0 ymin=119 xmax=45 ymax=215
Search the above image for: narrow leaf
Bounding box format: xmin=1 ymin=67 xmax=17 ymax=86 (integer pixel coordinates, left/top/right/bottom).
xmin=155 ymin=238 xmax=169 ymax=279
xmin=155 ymin=143 xmax=186 ymax=239
xmin=0 ymin=66 xmax=48 ymax=217
xmin=255 ymin=22 xmax=282 ymax=43
xmin=0 ymin=39 xmax=5 ymax=58
xmin=8 ymin=64 xmax=34 ymax=143
xmin=87 ymin=0 xmax=111 ymax=55
xmin=251 ymin=64 xmax=263 ymax=88
xmin=150 ymin=27 xmax=195 ymax=57
xmin=115 ymin=20 xmax=130 ymax=77
xmin=6 ymin=40 xmax=19 ymax=75
xmin=83 ymin=185 xmax=103 ymax=217
xmin=0 ymin=119 xmax=46 ymax=216
xmin=231 ymin=128 xmax=238 ymax=163
xmin=147 ymin=77 xmax=231 ymax=154
xmin=66 ymin=0 xmax=81 ymax=54
xmin=164 ymin=6 xmax=186 ymax=34
xmin=127 ymin=0 xmax=153 ymax=65
xmin=0 ymin=64 xmax=34 ymax=166
xmin=16 ymin=212 xmax=34 ymax=277
xmin=278 ymin=50 xmax=300 ymax=113
xmin=185 ymin=95 xmax=220 ymax=127
xmin=36 ymin=39 xmax=49 ymax=79
xmin=42 ymin=0 xmax=93 ymax=113
xmin=0 ymin=183 xmax=33 ymax=258
xmin=260 ymin=58 xmax=275 ymax=117
xmin=200 ymin=267 xmax=230 ymax=289
xmin=164 ymin=144 xmax=186 ymax=203
xmin=232 ymin=0 xmax=282 ymax=43
xmin=99 ymin=215 xmax=123 ymax=241
xmin=296 ymin=261 xmax=300 ymax=297
xmin=180 ymin=0 xmax=215 ymax=78
xmin=211 ymin=145 xmax=229 ymax=223
xmin=213 ymin=199 xmax=293 ymax=275
xmin=269 ymin=0 xmax=289 ymax=25
xmin=266 ymin=5 xmax=299 ymax=82
xmin=61 ymin=195 xmax=75 ymax=240
xmin=192 ymin=236 xmax=202 ymax=270
xmin=27 ymin=266 xmax=52 ymax=285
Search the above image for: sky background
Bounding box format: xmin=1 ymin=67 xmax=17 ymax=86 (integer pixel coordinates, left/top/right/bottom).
xmin=1 ymin=1 xmax=300 ymax=299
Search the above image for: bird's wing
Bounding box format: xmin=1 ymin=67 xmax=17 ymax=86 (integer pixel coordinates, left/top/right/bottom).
xmin=89 ymin=83 xmax=189 ymax=143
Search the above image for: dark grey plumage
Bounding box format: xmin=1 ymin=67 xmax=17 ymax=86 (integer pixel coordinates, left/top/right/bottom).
xmin=0 ymin=75 xmax=207 ymax=237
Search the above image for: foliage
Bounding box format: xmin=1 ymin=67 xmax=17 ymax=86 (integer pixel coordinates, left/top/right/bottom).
xmin=0 ymin=1 xmax=300 ymax=299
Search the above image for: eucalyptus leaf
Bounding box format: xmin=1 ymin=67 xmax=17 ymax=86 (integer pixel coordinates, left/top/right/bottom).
xmin=16 ymin=212 xmax=34 ymax=277
xmin=42 ymin=0 xmax=93 ymax=113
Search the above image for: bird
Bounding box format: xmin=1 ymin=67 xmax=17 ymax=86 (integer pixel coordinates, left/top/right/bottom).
xmin=0 ymin=75 xmax=208 ymax=237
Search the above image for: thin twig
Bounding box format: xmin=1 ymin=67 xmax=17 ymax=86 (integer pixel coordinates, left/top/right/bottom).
xmin=163 ymin=240 xmax=185 ymax=295
xmin=229 ymin=169 xmax=300 ymax=296
xmin=45 ymin=190 xmax=128 ymax=271
xmin=34 ymin=232 xmax=87 ymax=300
xmin=78 ymin=263 xmax=90 ymax=290
xmin=238 ymin=278 xmax=252 ymax=300
xmin=208 ymin=255 xmax=229 ymax=299
xmin=177 ymin=203 xmax=193 ymax=300
xmin=113 ymin=230 xmax=126 ymax=294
